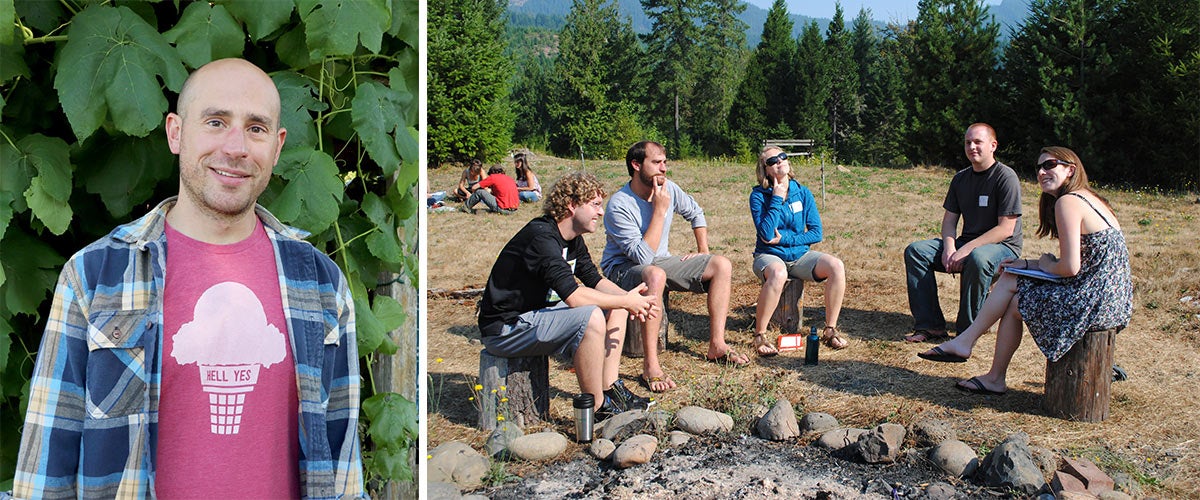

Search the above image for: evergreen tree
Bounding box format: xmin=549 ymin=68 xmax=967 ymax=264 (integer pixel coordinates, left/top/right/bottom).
xmin=511 ymin=51 xmax=555 ymax=149
xmin=861 ymin=28 xmax=910 ymax=166
xmin=547 ymin=0 xmax=649 ymax=159
xmin=1092 ymin=0 xmax=1199 ymax=187
xmin=904 ymin=0 xmax=1000 ymax=166
xmin=428 ymin=0 xmax=514 ymax=165
xmin=641 ymin=0 xmax=746 ymax=157
xmin=824 ymin=3 xmax=860 ymax=161
xmin=997 ymin=0 xmax=1118 ymax=169
xmin=843 ymin=7 xmax=879 ymax=165
xmin=793 ymin=21 xmax=831 ymax=144
xmin=729 ymin=0 xmax=797 ymax=155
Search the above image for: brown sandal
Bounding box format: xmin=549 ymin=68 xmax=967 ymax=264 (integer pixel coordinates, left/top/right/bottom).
xmin=753 ymin=333 xmax=779 ymax=357
xmin=821 ymin=326 xmax=848 ymax=350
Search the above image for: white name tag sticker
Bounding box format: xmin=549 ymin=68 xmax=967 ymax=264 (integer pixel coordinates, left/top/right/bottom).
xmin=790 ymin=200 xmax=803 ymax=213
xmin=978 ymin=195 xmax=989 ymax=207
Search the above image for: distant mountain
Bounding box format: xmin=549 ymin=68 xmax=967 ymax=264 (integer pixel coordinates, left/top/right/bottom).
xmin=507 ymin=0 xmax=1032 ymax=47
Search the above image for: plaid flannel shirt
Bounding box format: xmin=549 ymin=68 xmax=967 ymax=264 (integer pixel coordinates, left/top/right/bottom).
xmin=11 ymin=198 xmax=367 ymax=499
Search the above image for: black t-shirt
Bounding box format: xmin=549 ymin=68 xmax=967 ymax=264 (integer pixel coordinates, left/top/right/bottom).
xmin=943 ymin=161 xmax=1023 ymax=255
xmin=478 ymin=215 xmax=604 ymax=337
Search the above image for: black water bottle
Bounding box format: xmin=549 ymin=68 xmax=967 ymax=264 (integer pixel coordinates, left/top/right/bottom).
xmin=805 ymin=325 xmax=819 ymax=365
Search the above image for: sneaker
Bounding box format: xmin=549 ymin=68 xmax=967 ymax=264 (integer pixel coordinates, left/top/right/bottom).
xmin=595 ymin=396 xmax=622 ymax=422
xmin=458 ymin=204 xmax=476 ymax=214
xmin=604 ymin=379 xmax=655 ymax=412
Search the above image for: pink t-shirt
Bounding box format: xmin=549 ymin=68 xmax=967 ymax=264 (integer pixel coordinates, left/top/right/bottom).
xmin=158 ymin=219 xmax=300 ymax=498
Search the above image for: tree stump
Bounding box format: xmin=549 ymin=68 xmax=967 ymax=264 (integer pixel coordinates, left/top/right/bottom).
xmin=1044 ymin=328 xmax=1119 ymax=422
xmin=770 ymin=279 xmax=806 ymax=334
xmin=477 ymin=350 xmax=549 ymax=431
xmin=623 ymin=292 xmax=668 ymax=358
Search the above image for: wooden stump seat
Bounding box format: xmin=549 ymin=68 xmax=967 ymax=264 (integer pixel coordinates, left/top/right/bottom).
xmin=1044 ymin=328 xmax=1119 ymax=422
xmin=623 ymin=292 xmax=669 ymax=358
xmin=770 ymin=279 xmax=806 ymax=334
xmin=477 ymin=349 xmax=549 ymax=431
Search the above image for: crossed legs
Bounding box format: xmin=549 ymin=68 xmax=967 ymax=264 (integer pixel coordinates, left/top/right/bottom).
xmin=921 ymin=271 xmax=1024 ymax=393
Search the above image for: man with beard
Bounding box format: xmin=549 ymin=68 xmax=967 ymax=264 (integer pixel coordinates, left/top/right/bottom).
xmin=479 ymin=172 xmax=659 ymax=418
xmin=601 ymin=141 xmax=746 ymax=394
xmin=12 ymin=59 xmax=365 ymax=498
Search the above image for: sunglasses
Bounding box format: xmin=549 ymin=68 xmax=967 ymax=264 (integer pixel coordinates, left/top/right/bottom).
xmin=764 ymin=152 xmax=789 ymax=167
xmin=1037 ymin=159 xmax=1073 ymax=171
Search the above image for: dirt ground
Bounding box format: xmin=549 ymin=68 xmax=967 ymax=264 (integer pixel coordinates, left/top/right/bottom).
xmin=424 ymin=153 xmax=1200 ymax=497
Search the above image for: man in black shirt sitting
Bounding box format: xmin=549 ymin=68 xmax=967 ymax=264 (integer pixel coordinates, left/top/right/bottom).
xmin=478 ymin=172 xmax=658 ymax=417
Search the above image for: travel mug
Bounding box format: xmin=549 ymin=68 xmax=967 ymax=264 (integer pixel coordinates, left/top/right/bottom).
xmin=573 ymin=393 xmax=594 ymax=443
xmin=805 ymin=325 xmax=819 ymax=365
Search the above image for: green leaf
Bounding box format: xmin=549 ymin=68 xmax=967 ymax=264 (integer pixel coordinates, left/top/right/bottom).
xmin=371 ymin=294 xmax=405 ymax=333
xmin=366 ymin=447 xmax=413 ymax=482
xmin=361 ymin=192 xmax=402 ymax=263
xmin=275 ymin=24 xmax=312 ymax=68
xmin=296 ymin=0 xmax=389 ymax=59
xmin=0 ymin=144 xmax=33 ymax=213
xmin=351 ymin=80 xmax=405 ymax=175
xmin=353 ymin=292 xmax=386 ymax=354
xmin=0 ymin=327 xmax=10 ymax=377
xmin=80 ymin=134 xmax=175 ymax=218
xmin=387 ymin=0 xmax=418 ymax=46
xmin=0 ymin=0 xmax=14 ymax=45
xmin=362 ymin=392 xmax=417 ymax=446
xmin=274 ymin=72 xmax=326 ymax=151
xmin=163 ymin=2 xmax=245 ymax=68
xmin=0 ymin=191 xmax=13 ymax=245
xmin=8 ymin=135 xmax=74 ymax=235
xmin=395 ymin=129 xmax=419 ymax=187
xmin=269 ymin=148 xmax=343 ymax=235
xmin=0 ymin=26 xmax=29 ymax=83
xmin=54 ymin=5 xmax=187 ymax=141
xmin=220 ymin=0 xmax=294 ymax=41
xmin=0 ymin=229 xmax=65 ymax=316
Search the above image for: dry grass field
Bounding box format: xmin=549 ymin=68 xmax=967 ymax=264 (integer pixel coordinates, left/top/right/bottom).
xmin=425 ymin=153 xmax=1200 ymax=497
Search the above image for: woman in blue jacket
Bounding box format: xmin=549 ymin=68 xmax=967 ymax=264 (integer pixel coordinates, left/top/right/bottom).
xmin=749 ymin=146 xmax=848 ymax=356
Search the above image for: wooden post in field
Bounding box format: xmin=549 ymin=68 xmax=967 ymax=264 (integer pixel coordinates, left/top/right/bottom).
xmin=624 ymin=292 xmax=668 ymax=357
xmin=1044 ymin=328 xmax=1119 ymax=422
xmin=478 ymin=350 xmax=550 ymax=430
xmin=770 ymin=279 xmax=805 ymax=334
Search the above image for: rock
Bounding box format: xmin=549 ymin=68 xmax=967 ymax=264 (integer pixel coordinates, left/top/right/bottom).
xmin=1098 ymin=491 xmax=1132 ymax=500
xmin=508 ymin=431 xmax=569 ymax=461
xmin=756 ymin=398 xmax=799 ymax=441
xmin=799 ymin=412 xmax=840 ymax=433
xmin=667 ymin=430 xmax=691 ymax=447
xmin=646 ymin=409 xmax=672 ymax=430
xmin=1112 ymin=472 xmax=1142 ymax=497
xmin=589 ymin=438 xmax=615 ymax=460
xmin=612 ymin=434 xmax=658 ymax=468
xmin=427 ymin=481 xmax=462 ymax=500
xmin=428 ymin=441 xmax=489 ymax=490
xmin=929 ymin=439 xmax=979 ymax=477
xmin=1052 ymin=470 xmax=1089 ymax=497
xmin=863 ymin=478 xmax=892 ymax=496
xmin=675 ymin=406 xmax=733 ymax=435
xmin=461 ymin=496 xmax=490 ymax=500
xmin=856 ymin=423 xmax=906 ymax=464
xmin=909 ymin=419 xmax=956 ymax=447
xmin=1030 ymin=445 xmax=1059 ymax=479
xmin=977 ymin=433 xmax=1048 ymax=496
xmin=816 ymin=428 xmax=866 ymax=451
xmin=598 ymin=409 xmax=647 ymax=441
xmin=485 ymin=423 xmax=524 ymax=459
xmin=923 ymin=481 xmax=957 ymax=500
xmin=1062 ymin=457 xmax=1115 ymax=494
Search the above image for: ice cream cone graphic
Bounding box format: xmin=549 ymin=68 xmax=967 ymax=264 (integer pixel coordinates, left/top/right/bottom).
xmin=199 ymin=363 xmax=262 ymax=435
xmin=172 ymin=282 xmax=287 ymax=436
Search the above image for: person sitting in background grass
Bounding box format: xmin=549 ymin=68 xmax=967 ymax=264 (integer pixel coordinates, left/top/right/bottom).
xmin=514 ymin=153 xmax=542 ymax=203
xmin=463 ymin=165 xmax=519 ymax=215
xmin=477 ymin=172 xmax=659 ymax=418
xmin=918 ymin=147 xmax=1131 ymax=396
xmin=749 ymin=146 xmax=849 ymax=356
xmin=452 ymin=158 xmax=485 ymax=201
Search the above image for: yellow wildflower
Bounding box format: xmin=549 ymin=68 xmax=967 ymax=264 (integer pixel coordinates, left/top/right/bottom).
xmin=474 ymin=384 xmax=483 ymax=391
xmin=497 ymin=415 xmax=505 ymax=422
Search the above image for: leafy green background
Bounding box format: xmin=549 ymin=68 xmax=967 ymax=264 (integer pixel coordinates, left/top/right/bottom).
xmin=0 ymin=0 xmax=419 ymax=491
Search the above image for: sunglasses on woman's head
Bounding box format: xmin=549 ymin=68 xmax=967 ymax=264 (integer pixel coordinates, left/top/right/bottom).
xmin=1037 ymin=159 xmax=1073 ymax=171
xmin=765 ymin=152 xmax=788 ymax=167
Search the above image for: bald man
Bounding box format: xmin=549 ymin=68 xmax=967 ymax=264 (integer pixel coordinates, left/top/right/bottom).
xmin=12 ymin=59 xmax=366 ymax=498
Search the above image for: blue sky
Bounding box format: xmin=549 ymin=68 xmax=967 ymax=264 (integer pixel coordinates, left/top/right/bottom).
xmin=745 ymin=0 xmax=1005 ymax=23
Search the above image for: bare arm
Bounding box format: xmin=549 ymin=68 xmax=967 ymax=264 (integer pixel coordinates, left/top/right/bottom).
xmin=1036 ymin=196 xmax=1086 ymax=277
xmin=563 ymin=282 xmax=658 ymax=320
xmin=642 ymin=180 xmax=671 ymax=253
xmin=946 ymin=214 xmax=1017 ymax=272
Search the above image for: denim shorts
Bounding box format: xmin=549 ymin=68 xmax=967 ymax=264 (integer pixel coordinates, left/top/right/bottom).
xmin=480 ymin=303 xmax=596 ymax=359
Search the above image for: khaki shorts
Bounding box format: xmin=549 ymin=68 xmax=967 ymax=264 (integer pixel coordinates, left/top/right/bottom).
xmin=752 ymin=251 xmax=826 ymax=282
xmin=608 ymin=254 xmax=712 ymax=293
